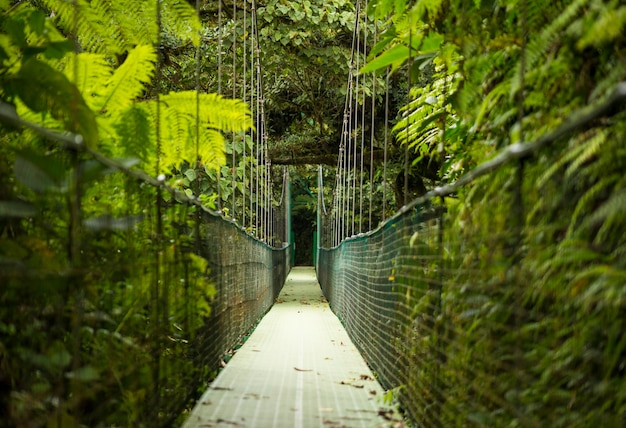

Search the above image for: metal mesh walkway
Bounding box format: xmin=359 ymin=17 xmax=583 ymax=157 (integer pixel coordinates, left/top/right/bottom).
xmin=182 ymin=267 xmax=400 ymax=428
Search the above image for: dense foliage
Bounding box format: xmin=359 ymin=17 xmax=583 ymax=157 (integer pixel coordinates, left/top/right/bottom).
xmin=349 ymin=0 xmax=626 ymax=425
xmin=0 ymin=0 xmax=251 ymax=426
xmin=1 ymin=0 xmax=625 ymax=425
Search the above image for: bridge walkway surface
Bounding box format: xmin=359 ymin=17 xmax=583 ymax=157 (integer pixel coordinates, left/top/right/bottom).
xmin=182 ymin=266 xmax=401 ymax=428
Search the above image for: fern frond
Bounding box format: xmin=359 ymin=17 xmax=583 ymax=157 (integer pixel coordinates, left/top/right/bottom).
xmin=536 ymin=130 xmax=593 ymax=188
xmin=564 ymin=129 xmax=608 ymax=179
xmin=109 ymin=0 xmax=157 ymax=49
xmin=42 ymin=0 xmax=124 ymax=55
xmin=112 ymin=103 xmax=154 ymax=163
xmin=566 ymin=176 xmax=617 ymax=238
xmin=509 ymin=0 xmax=587 ymax=99
xmin=584 ymin=190 xmax=626 ymax=244
xmin=13 ymin=57 xmax=99 ymax=146
xmin=159 ymin=106 xmax=192 ymax=171
xmin=96 ymin=45 xmax=157 ymax=116
xmin=162 ymin=0 xmax=202 ymax=47
xmin=63 ymin=53 xmax=113 ymax=111
xmin=577 ymin=5 xmax=626 ymax=50
xmin=199 ymin=128 xmax=226 ymax=171
xmin=161 ymin=92 xmax=253 ymax=132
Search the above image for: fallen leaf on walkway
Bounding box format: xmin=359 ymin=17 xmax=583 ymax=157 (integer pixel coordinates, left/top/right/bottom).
xmin=294 ymin=367 xmax=313 ymax=372
xmin=359 ymin=374 xmax=374 ymax=381
xmin=340 ymin=381 xmax=364 ymax=388
xmin=378 ymin=409 xmax=402 ymax=423
xmin=300 ymin=300 xmax=310 ymax=305
xmin=210 ymin=386 xmax=233 ymax=391
xmin=201 ymin=401 xmax=212 ymax=405
xmin=369 ymin=390 xmax=377 ymax=395
xmin=216 ymin=419 xmax=243 ymax=426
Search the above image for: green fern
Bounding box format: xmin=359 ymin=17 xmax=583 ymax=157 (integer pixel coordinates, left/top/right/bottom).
xmin=567 ymin=175 xmax=617 ymax=238
xmin=12 ymin=57 xmax=99 ymax=145
xmin=135 ymin=92 xmax=251 ymax=174
xmin=63 ymin=53 xmax=113 ymax=111
xmin=41 ymin=0 xmax=199 ymax=58
xmin=509 ymin=0 xmax=587 ymax=99
xmin=198 ymin=128 xmax=227 ymax=171
xmin=112 ymin=103 xmax=154 ymax=163
xmin=161 ymin=92 xmax=253 ymax=132
xmin=162 ymin=0 xmax=202 ymax=47
xmin=41 ymin=0 xmax=123 ymax=55
xmin=564 ymin=129 xmax=608 ymax=179
xmin=96 ymin=45 xmax=157 ymax=116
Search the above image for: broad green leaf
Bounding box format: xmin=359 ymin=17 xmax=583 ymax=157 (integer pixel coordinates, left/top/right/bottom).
xmin=28 ymin=10 xmax=46 ymax=36
xmin=360 ymin=43 xmax=410 ymax=74
xmin=13 ymin=58 xmax=99 ymax=146
xmin=14 ymin=150 xmax=67 ymax=193
xmin=0 ymin=201 xmax=37 ymax=218
xmin=421 ymin=32 xmax=443 ymax=53
xmin=65 ymin=365 xmax=100 ymax=382
xmin=184 ymin=168 xmax=197 ymax=182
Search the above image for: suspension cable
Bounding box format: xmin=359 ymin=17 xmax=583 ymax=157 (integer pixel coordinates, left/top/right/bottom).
xmin=368 ymin=21 xmax=377 ymax=230
xmin=359 ymin=2 xmax=367 ymax=234
xmin=382 ymin=67 xmax=389 ymax=222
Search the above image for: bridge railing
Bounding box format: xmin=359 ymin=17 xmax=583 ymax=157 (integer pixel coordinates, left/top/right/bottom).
xmin=0 ymin=106 xmax=291 ymax=427
xmin=317 ymin=83 xmax=626 ymax=426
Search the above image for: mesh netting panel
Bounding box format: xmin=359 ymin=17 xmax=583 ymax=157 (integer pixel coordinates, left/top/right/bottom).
xmin=318 ymin=137 xmax=626 ymax=426
xmin=318 ymin=204 xmax=443 ymax=404
xmin=196 ymin=212 xmax=290 ymax=371
xmin=0 ymin=151 xmax=291 ymax=426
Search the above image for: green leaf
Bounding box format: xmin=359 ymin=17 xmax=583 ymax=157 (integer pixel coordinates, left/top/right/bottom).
xmin=420 ymin=32 xmax=443 ymax=53
xmin=0 ymin=201 xmax=37 ymax=218
xmin=28 ymin=10 xmax=46 ymax=36
xmin=44 ymin=40 xmax=74 ymax=60
xmin=97 ymin=45 xmax=157 ymax=116
xmin=65 ymin=365 xmax=100 ymax=382
xmin=360 ymin=43 xmax=410 ymax=74
xmin=4 ymin=16 xmax=27 ymax=48
xmin=13 ymin=58 xmax=99 ymax=146
xmin=14 ymin=150 xmax=67 ymax=193
xmin=47 ymin=342 xmax=71 ymax=369
xmin=184 ymin=168 xmax=197 ymax=182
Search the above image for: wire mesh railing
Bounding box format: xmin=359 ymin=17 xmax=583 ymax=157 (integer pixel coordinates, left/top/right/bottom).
xmin=0 ymin=110 xmax=291 ymax=427
xmin=317 ymin=83 xmax=626 ymax=427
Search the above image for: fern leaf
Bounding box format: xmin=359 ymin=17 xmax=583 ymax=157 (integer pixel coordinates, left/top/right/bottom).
xmin=97 ymin=45 xmax=157 ymax=116
xmin=42 ymin=0 xmax=124 ymax=55
xmin=159 ymin=107 xmax=192 ymax=172
xmin=199 ymin=128 xmax=226 ymax=172
xmin=536 ymin=131 xmax=593 ymax=188
xmin=510 ymin=0 xmax=587 ymax=99
xmin=565 ymin=129 xmax=608 ymax=179
xmin=12 ymin=57 xmax=98 ymax=146
xmin=63 ymin=53 xmax=113 ymax=111
xmin=112 ymin=103 xmax=154 ymax=163
xmin=566 ymin=176 xmax=617 ymax=238
xmin=162 ymin=0 xmax=202 ymax=47
xmin=584 ymin=190 xmax=626 ymax=243
xmin=161 ymin=92 xmax=253 ymax=132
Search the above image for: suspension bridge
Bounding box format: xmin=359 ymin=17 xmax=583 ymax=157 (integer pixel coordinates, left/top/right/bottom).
xmin=2 ymin=0 xmax=626 ymax=427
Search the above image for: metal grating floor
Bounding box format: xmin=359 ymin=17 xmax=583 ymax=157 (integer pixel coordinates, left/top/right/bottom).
xmin=182 ymin=266 xmax=401 ymax=428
